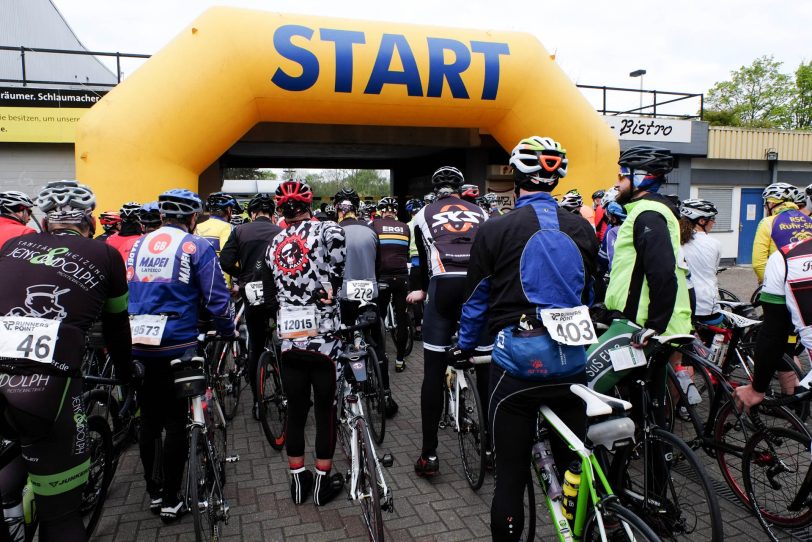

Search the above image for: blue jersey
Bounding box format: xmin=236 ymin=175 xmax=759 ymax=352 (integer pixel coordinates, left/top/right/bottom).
xmin=127 ymin=225 xmax=234 ymax=357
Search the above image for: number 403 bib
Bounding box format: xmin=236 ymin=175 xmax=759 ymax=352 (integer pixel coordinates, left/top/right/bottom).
xmin=538 ymin=306 xmax=598 ymax=346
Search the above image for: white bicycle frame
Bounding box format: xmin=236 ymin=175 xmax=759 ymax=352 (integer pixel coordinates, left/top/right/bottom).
xmin=444 ymin=366 xmax=472 ymax=433
xmin=343 ymin=397 xmax=391 ymax=504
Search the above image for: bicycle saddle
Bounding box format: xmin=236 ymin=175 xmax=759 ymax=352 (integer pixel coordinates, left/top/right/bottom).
xmin=717 ymin=309 xmax=762 ymax=330
xmin=570 ymin=384 xmax=631 ymax=417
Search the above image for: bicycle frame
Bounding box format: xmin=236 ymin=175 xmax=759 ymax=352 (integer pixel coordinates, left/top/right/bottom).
xmin=444 ymin=367 xmax=472 ymax=433
xmin=342 ymin=396 xmax=391 ymax=505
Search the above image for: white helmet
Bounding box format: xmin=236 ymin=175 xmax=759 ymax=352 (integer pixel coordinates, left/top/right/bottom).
xmin=509 ymin=136 xmax=568 ymax=189
xmin=0 ymin=191 xmax=34 ymax=214
xmin=558 ymin=191 xmax=583 ymax=213
xmin=600 ymin=187 xmax=619 ymax=208
xmin=762 ymin=182 xmax=799 ymax=204
xmin=679 ymin=199 xmax=718 ymax=221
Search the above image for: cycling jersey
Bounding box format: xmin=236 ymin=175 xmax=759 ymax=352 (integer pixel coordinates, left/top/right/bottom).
xmin=371 ymin=217 xmax=409 ymax=276
xmin=220 ymin=216 xmax=282 ymax=287
xmin=195 ymin=214 xmax=234 ymax=286
xmin=0 ymin=231 xmax=131 ymax=376
xmin=752 ymin=203 xmax=812 ymax=282
xmin=605 ymin=194 xmax=692 ymax=335
xmin=127 ymin=225 xmax=235 ymax=358
xmin=682 ymin=231 xmax=721 ymax=317
xmin=762 ymin=240 xmax=812 ymax=351
xmin=338 ymin=217 xmax=379 ymax=300
xmin=411 ymin=195 xmax=487 ymax=290
xmin=594 ymin=205 xmax=609 ymax=241
xmin=263 ymin=218 xmax=345 ymax=358
xmin=0 ymin=216 xmax=35 ymax=247
xmin=105 ymin=221 xmax=143 ymax=263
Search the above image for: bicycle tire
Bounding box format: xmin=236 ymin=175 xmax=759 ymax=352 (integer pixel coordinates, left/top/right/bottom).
xmin=582 ymin=499 xmax=662 ymax=541
xmin=81 ymin=415 xmax=114 ymax=538
xmin=718 ymin=288 xmax=740 ymax=303
xmin=743 ymin=427 xmax=812 ymax=529
xmin=356 ymin=417 xmax=386 ymax=541
xmin=457 ymin=376 xmax=486 ymax=491
xmin=714 ymin=399 xmax=806 ymax=507
xmin=524 ymin=473 xmax=536 ymax=542
xmin=364 ymin=348 xmax=386 ymax=445
xmin=213 ymin=340 xmax=240 ymax=421
xmin=611 ymin=426 xmax=724 ymax=541
xmin=737 ymin=345 xmax=809 ymax=421
xmin=257 ymin=349 xmax=287 ymax=450
xmin=189 ymin=425 xmax=226 ymax=542
xmin=666 ymin=354 xmax=716 ymax=445
xmin=403 ymin=311 xmax=414 ymax=358
xmin=208 ymin=393 xmax=228 ymax=485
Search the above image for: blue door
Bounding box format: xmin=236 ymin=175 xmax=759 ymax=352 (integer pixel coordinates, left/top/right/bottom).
xmin=737 ymin=188 xmax=764 ymax=264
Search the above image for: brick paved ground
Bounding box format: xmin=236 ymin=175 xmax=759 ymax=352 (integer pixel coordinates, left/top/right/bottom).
xmin=93 ymin=267 xmax=810 ymax=541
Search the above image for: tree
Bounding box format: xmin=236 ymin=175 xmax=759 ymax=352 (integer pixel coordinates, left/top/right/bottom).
xmin=793 ymin=60 xmax=812 ymax=130
xmin=223 ymin=168 xmax=277 ymax=180
xmin=706 ymin=55 xmax=793 ymax=129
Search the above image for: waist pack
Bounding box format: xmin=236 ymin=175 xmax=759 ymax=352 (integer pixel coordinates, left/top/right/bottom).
xmin=492 ymin=325 xmax=586 ymax=381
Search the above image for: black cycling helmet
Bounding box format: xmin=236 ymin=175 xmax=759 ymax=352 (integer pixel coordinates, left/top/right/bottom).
xmin=247 ymin=193 xmax=275 ymax=214
xmin=119 ymin=201 xmax=141 ymax=222
xmin=206 ymin=192 xmax=242 ymax=213
xmin=378 ymin=197 xmax=398 ymax=213
xmin=333 ymin=187 xmax=360 ymax=210
xmin=139 ymin=201 xmax=161 ymax=227
xmin=591 ymin=189 xmax=605 ymax=200
xmin=431 ymin=166 xmax=464 ymax=194
xmin=618 ymin=146 xmax=674 ymax=177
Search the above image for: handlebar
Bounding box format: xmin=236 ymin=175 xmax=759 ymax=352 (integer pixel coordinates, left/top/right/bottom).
xmin=82 ymin=374 xmax=137 ymax=418
xmin=760 ymin=387 xmax=812 ymax=408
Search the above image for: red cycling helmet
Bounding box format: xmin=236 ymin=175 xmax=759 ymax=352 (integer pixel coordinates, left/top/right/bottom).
xmin=99 ymin=211 xmax=121 ymax=226
xmin=275 ymin=181 xmax=313 ymax=206
xmin=460 ymin=184 xmax=480 ymax=201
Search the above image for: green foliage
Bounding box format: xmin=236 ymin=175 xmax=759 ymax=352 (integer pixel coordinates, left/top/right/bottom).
xmin=284 ymin=169 xmax=390 ymax=199
xmin=702 ymin=109 xmax=741 ymax=127
xmin=223 ymin=168 xmax=277 ymax=180
xmin=793 ymin=61 xmax=812 ymax=130
xmin=706 ymin=55 xmax=792 ymax=129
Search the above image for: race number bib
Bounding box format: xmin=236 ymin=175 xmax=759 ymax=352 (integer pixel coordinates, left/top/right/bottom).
xmin=0 ymin=317 xmax=60 ymax=364
xmin=347 ymin=281 xmax=374 ymax=303
xmin=538 ymin=306 xmax=598 ymax=346
xmin=278 ymin=306 xmax=318 ymax=339
xmin=245 ymin=281 xmax=264 ymax=306
xmin=130 ymin=314 xmax=168 ymax=346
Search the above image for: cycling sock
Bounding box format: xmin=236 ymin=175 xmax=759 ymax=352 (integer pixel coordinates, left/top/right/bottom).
xmin=313 ymin=468 xmax=344 ymax=506
xmin=290 ymin=467 xmax=313 ymax=504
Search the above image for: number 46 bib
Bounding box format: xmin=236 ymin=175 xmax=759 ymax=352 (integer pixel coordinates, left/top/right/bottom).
xmin=538 ymin=306 xmax=598 ymax=346
xmin=0 ymin=317 xmax=60 ymax=364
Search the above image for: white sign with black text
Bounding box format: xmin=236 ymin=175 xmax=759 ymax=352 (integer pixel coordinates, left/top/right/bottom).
xmin=602 ymin=116 xmax=692 ymax=143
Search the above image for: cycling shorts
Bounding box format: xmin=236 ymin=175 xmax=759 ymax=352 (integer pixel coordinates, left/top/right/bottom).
xmin=422 ymin=274 xmax=493 ymax=352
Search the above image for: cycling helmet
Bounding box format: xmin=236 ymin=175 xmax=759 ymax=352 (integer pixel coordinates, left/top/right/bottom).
xmin=806 ymin=183 xmax=812 ymax=197
xmin=158 ymin=189 xmax=203 ymax=218
xmin=324 ymin=203 xmax=336 ymax=215
xmin=600 ymin=187 xmax=619 ymax=208
xmin=230 ymin=215 xmax=246 ymax=226
xmin=366 ymin=202 xmax=378 ymax=213
xmin=483 ymin=192 xmax=498 ymax=205
xmin=99 ymin=211 xmax=121 ymax=226
xmin=247 ymin=193 xmax=276 ymax=214
xmin=558 ymin=190 xmax=583 ymax=213
xmin=378 ymin=197 xmax=398 ymax=213
xmin=762 ymin=182 xmax=799 ymax=204
xmin=0 ymin=191 xmax=34 ymax=214
xmin=793 ymin=187 xmax=807 ymax=207
xmin=618 ymin=146 xmax=674 ymax=192
xmin=119 ymin=201 xmax=141 ymax=222
xmin=36 ymin=180 xmax=96 ymax=224
xmin=423 ymin=193 xmax=436 ymax=205
xmin=509 ymin=136 xmax=568 ymax=190
xmin=591 ymin=189 xmax=606 ymax=200
xmin=139 ymin=201 xmax=161 ymax=227
xmin=405 ymin=198 xmax=422 ymax=214
xmin=431 ymin=166 xmax=465 ymax=194
xmin=680 ymin=199 xmax=718 ymax=221
xmin=333 ymin=187 xmax=360 ymax=210
xmin=276 ymin=181 xmax=313 ymax=218
xmin=605 ymin=201 xmax=627 ymax=221
xmin=460 ymin=184 xmax=480 ymax=202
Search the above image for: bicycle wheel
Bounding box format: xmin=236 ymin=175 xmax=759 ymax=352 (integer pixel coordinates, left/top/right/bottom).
xmin=189 ymin=425 xmax=226 ymax=542
xmin=582 ymin=499 xmax=661 ymax=541
xmin=737 ymin=344 xmax=809 ymax=421
xmin=364 ymin=348 xmax=386 ymax=445
xmin=523 ymin=474 xmax=536 ymax=542
xmin=257 ymin=350 xmax=287 ymax=450
xmin=208 ymin=394 xmax=228 ymax=485
xmin=666 ymin=357 xmax=715 ymax=445
xmin=718 ymin=288 xmax=740 ymax=303
xmin=714 ymin=398 xmax=806 ymax=507
xmin=743 ymin=427 xmax=812 ymax=529
xmin=611 ymin=426 xmax=723 ymax=541
xmin=213 ymin=341 xmax=241 ymax=421
xmin=403 ymin=311 xmax=414 ymax=358
xmin=457 ymin=376 xmax=486 ymax=491
xmin=81 ymin=415 xmax=114 ymax=538
xmin=355 ymin=417 xmax=385 ymax=541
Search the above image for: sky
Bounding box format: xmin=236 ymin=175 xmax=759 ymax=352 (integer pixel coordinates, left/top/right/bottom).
xmin=49 ymin=0 xmax=811 ymax=108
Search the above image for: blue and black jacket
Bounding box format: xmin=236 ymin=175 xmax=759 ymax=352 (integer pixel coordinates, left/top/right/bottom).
xmin=458 ymin=192 xmax=598 ymax=351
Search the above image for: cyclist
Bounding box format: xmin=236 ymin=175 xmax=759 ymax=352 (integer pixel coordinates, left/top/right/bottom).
xmin=96 ymin=210 xmax=121 ymax=241
xmin=334 ymin=188 xmax=398 ymax=417
xmin=605 ymin=145 xmax=692 ymax=345
xmin=127 ymin=188 xmax=236 ymax=522
xmin=804 ymin=183 xmax=812 ymax=217
xmin=423 ymin=192 xmax=436 ymax=206
xmin=0 ymin=191 xmax=36 ymax=245
xmin=139 ymin=201 xmax=161 ymax=234
xmin=483 ymin=192 xmax=501 ymax=218
xmin=0 ymin=180 xmax=134 ymax=542
xmin=734 ymin=233 xmax=812 ymax=410
xmin=475 ymin=195 xmax=489 ymax=213
xmin=105 ymin=201 xmax=143 ymax=262
xmin=595 ymin=195 xmax=626 ymax=302
xmin=219 ymin=193 xmax=281 ymax=419
xmin=592 ymin=188 xmax=610 ymax=241
xmin=372 ymin=196 xmax=411 ymax=373
xmin=407 ymin=166 xmax=489 ymax=477
xmin=230 ymin=214 xmax=247 ymax=226
xmin=460 ymin=184 xmax=481 ymax=204
xmin=262 ymin=180 xmax=346 ymax=506
xmin=752 ymin=182 xmax=812 ymax=283
xmin=405 ymin=198 xmax=424 ymax=340
xmin=558 ymin=190 xmax=584 ymax=215
xmin=452 ymin=136 xmax=597 ymax=540
xmin=794 ymin=186 xmax=810 ymax=216
xmin=679 ymin=199 xmax=722 ymax=325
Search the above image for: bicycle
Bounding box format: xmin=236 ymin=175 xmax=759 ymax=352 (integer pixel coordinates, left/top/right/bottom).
xmin=206 ymin=304 xmax=248 ymax=421
xmin=335 ymin=318 xmax=395 ymax=542
xmin=82 ymin=373 xmax=140 ymax=472
xmin=380 ymin=282 xmax=415 ymax=358
xmin=172 ymin=335 xmax=240 ymax=542
xmin=525 ymin=382 xmax=661 ymax=541
xmin=256 ymin=324 xmax=287 ymax=451
xmin=439 ymin=353 xmax=490 ymax=491
xmin=741 ymin=387 xmax=812 ymax=540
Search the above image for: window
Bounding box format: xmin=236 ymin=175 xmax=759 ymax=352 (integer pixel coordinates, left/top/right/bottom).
xmin=697 ymin=187 xmax=733 ymax=231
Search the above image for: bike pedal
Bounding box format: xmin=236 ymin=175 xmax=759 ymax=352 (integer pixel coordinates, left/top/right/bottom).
xmin=382 ymin=496 xmax=395 ymax=513
xmin=380 ymin=453 xmax=394 ymax=468
xmin=225 ymin=455 xmax=240 ymax=463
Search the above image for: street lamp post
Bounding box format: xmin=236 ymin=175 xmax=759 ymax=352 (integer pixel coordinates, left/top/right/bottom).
xmin=630 ymin=69 xmax=646 ymax=114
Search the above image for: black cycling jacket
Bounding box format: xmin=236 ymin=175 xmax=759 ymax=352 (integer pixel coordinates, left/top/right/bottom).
xmin=220 ymin=216 xmax=282 ymax=286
